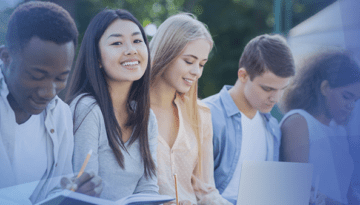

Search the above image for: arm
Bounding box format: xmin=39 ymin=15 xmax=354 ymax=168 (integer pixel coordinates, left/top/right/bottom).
xmin=133 ymin=110 xmax=159 ymax=195
xmin=70 ymin=100 xmax=103 ymax=196
xmin=192 ymin=109 xmax=231 ymax=205
xmin=280 ymin=113 xmax=309 ymax=163
xmin=72 ymin=101 xmax=101 ymax=176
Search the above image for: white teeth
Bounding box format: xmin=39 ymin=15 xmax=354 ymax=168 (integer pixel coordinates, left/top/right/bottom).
xmin=122 ymin=61 xmax=139 ymax=66
xmin=184 ymin=78 xmax=193 ymax=83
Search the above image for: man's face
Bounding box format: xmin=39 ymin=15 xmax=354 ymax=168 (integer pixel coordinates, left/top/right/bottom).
xmin=243 ymin=70 xmax=291 ymax=113
xmin=4 ymin=36 xmax=74 ymax=115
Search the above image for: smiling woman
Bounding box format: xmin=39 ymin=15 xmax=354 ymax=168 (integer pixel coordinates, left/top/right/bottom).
xmin=149 ymin=13 xmax=231 ymax=205
xmin=65 ymin=9 xmax=158 ymax=201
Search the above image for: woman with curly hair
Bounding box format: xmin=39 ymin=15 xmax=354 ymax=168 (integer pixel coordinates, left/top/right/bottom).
xmin=280 ymin=52 xmax=360 ymax=204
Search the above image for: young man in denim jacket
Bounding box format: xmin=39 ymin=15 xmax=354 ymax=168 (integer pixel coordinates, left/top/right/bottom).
xmin=202 ymin=34 xmax=295 ymax=204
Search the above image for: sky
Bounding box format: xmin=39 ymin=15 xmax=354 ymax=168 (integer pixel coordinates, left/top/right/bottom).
xmin=0 ymin=0 xmax=22 ymax=11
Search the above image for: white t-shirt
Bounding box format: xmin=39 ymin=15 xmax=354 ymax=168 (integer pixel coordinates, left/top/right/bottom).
xmin=12 ymin=113 xmax=47 ymax=198
xmin=222 ymin=111 xmax=267 ymax=201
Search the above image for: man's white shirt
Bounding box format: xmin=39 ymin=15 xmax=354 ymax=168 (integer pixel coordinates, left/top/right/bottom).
xmin=221 ymin=111 xmax=268 ymax=201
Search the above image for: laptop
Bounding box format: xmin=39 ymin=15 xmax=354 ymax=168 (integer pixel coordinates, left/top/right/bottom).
xmin=237 ymin=161 xmax=313 ymax=205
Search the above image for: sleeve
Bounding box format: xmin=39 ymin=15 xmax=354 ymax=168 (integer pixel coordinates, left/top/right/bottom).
xmin=192 ymin=108 xmax=231 ymax=205
xmin=133 ymin=109 xmax=159 ymax=195
xmin=72 ymin=99 xmax=101 ymax=176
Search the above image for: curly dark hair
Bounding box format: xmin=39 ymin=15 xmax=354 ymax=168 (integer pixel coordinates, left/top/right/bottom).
xmin=6 ymin=1 xmax=78 ymax=53
xmin=281 ymin=51 xmax=360 ymax=115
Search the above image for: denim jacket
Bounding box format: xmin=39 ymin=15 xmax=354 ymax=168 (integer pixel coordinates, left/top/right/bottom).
xmin=202 ymin=85 xmax=281 ymax=197
xmin=0 ymin=71 xmax=74 ymax=204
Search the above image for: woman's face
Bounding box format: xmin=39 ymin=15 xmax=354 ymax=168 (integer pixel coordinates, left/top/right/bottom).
xmin=161 ymin=38 xmax=211 ymax=94
xmin=325 ymin=82 xmax=360 ymax=125
xmin=98 ymin=19 xmax=148 ymax=84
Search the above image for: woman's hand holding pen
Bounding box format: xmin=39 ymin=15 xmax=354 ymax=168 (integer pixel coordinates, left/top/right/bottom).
xmin=165 ymin=200 xmax=193 ymax=205
xmin=60 ymin=171 xmax=103 ymax=197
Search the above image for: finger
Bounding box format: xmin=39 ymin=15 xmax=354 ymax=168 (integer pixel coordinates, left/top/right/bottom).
xmin=81 ymin=185 xmax=103 ymax=197
xmin=60 ymin=177 xmax=73 ymax=190
xmin=73 ymin=171 xmax=95 ymax=188
xmin=76 ymin=175 xmax=102 ymax=194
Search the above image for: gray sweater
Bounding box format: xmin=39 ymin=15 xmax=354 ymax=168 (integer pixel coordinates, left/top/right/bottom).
xmin=70 ymin=94 xmax=159 ymax=201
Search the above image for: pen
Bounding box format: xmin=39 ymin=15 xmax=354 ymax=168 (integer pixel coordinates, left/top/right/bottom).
xmin=71 ymin=149 xmax=93 ymax=191
xmin=174 ymin=173 xmax=179 ymax=205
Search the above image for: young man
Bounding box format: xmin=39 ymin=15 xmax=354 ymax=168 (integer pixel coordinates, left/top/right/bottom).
xmin=202 ymin=34 xmax=295 ymax=204
xmin=0 ymin=2 xmax=102 ymax=204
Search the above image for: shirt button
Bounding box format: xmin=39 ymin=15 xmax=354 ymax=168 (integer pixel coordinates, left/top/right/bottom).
xmin=50 ymin=129 xmax=55 ymax=134
xmin=55 ymin=163 xmax=58 ymax=167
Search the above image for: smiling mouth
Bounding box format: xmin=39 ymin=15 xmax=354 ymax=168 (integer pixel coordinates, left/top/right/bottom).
xmin=121 ymin=61 xmax=139 ymax=66
xmin=183 ymin=78 xmax=195 ymax=85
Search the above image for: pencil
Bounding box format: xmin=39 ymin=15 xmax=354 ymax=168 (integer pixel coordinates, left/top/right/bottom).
xmin=71 ymin=149 xmax=93 ymax=191
xmin=174 ymin=173 xmax=179 ymax=205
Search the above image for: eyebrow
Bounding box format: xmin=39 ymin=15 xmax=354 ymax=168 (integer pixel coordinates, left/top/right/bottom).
xmin=31 ymin=68 xmax=70 ymax=76
xmin=343 ymin=91 xmax=355 ymax=97
xmin=260 ymin=84 xmax=288 ymax=91
xmin=183 ymin=54 xmax=208 ymax=61
xmin=107 ymin=32 xmax=141 ymax=39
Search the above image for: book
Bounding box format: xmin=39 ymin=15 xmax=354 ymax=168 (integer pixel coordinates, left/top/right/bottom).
xmin=36 ymin=190 xmax=175 ymax=205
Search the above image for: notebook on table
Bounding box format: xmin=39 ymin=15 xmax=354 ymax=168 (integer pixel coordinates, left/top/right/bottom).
xmin=36 ymin=190 xmax=175 ymax=205
xmin=237 ymin=161 xmax=313 ymax=205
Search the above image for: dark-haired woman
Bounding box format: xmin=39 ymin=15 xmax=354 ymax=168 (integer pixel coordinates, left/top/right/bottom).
xmin=66 ymin=9 xmax=158 ymax=200
xmin=280 ymin=52 xmax=360 ymax=204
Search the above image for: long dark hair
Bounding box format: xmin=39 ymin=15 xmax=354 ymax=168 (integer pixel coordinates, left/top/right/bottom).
xmin=281 ymin=51 xmax=360 ymax=115
xmin=66 ymin=9 xmax=155 ymax=178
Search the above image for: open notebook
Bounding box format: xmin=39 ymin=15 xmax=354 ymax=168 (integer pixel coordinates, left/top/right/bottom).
xmin=237 ymin=161 xmax=313 ymax=205
xmin=36 ymin=190 xmax=175 ymax=205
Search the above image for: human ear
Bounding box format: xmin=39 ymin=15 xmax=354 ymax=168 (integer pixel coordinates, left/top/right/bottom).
xmin=0 ymin=47 xmax=11 ymax=67
xmin=320 ymin=80 xmax=330 ymax=96
xmin=238 ymin=67 xmax=249 ymax=83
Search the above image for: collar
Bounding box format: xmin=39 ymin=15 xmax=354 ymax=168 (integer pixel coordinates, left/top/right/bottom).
xmin=0 ymin=70 xmax=9 ymax=98
xmin=219 ymin=85 xmax=241 ymax=117
xmin=261 ymin=112 xmax=272 ymax=122
xmin=219 ymin=85 xmax=272 ymax=121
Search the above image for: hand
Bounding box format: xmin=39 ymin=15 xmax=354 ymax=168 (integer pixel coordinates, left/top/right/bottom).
xmin=179 ymin=200 xmax=192 ymax=205
xmin=61 ymin=171 xmax=103 ymax=197
xmin=164 ymin=200 xmax=193 ymax=205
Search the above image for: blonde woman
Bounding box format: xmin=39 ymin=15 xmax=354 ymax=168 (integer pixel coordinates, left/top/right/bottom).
xmin=149 ymin=14 xmax=231 ymax=205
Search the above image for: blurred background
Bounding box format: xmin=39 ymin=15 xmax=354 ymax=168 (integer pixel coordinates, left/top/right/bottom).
xmin=0 ymin=0 xmax=356 ymax=121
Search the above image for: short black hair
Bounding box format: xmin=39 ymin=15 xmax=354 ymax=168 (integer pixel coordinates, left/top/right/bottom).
xmin=6 ymin=1 xmax=78 ymax=54
xmin=239 ymin=34 xmax=295 ymax=80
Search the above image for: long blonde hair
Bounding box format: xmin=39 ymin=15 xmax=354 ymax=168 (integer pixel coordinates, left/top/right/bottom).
xmin=149 ymin=13 xmax=213 ymax=175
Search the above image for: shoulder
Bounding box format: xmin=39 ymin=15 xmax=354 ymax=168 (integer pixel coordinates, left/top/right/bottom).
xmin=201 ymin=95 xmax=227 ymax=135
xmin=70 ymin=94 xmax=104 ymax=128
xmin=202 ymin=93 xmax=223 ymax=113
xmin=280 ymin=112 xmax=308 ymax=136
xmin=280 ymin=109 xmax=309 ymax=129
xmin=70 ymin=94 xmax=101 ymax=117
